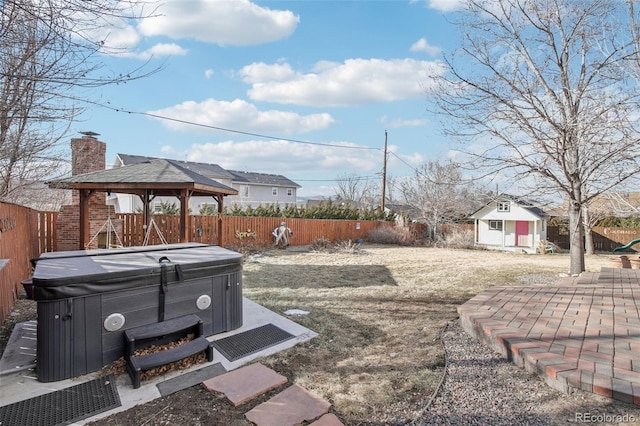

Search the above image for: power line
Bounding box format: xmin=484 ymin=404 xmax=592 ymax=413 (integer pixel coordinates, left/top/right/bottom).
xmin=85 ymin=99 xmax=425 ymax=184
xmin=295 ymin=175 xmax=380 ymax=182
xmin=95 ymin=101 xmax=381 ymax=151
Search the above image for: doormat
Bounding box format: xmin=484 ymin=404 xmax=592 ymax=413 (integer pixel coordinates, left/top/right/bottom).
xmin=0 ymin=375 xmax=120 ymax=426
xmin=212 ymin=324 xmax=295 ymax=361
xmin=157 ymin=362 xmax=227 ymax=396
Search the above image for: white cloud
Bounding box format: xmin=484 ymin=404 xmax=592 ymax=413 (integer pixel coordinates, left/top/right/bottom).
xmin=134 ymin=43 xmax=187 ymax=60
xmin=240 ymin=58 xmax=446 ymax=107
xmin=410 ymin=38 xmax=441 ymax=56
xmin=204 ymin=69 xmax=214 ymax=79
xmin=147 ymin=98 xmax=335 ymax=134
xmin=160 ymin=139 xmax=382 ymax=181
xmin=427 ymin=0 xmax=465 ymax=12
xmin=381 ymin=117 xmax=428 ymax=129
xmin=137 ymin=0 xmax=299 ymax=46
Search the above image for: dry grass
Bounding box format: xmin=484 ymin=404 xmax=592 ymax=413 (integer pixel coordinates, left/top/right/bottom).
xmin=243 ymin=245 xmax=611 ymax=424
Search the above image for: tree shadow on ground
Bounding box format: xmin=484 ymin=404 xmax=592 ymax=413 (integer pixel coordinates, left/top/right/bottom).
xmin=243 ymin=263 xmax=398 ymax=289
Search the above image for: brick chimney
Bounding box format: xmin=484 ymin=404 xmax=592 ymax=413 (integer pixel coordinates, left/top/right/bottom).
xmin=56 ymin=132 xmax=120 ymax=250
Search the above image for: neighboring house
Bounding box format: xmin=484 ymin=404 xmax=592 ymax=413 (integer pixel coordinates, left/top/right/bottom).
xmin=470 ymin=195 xmax=549 ymax=254
xmin=110 ymin=154 xmax=301 ymax=213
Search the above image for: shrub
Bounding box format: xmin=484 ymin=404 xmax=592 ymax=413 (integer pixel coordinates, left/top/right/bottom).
xmin=437 ymin=228 xmax=475 ymax=249
xmin=334 ymin=239 xmax=362 ymax=254
xmin=311 ymin=237 xmax=332 ymax=251
xmin=367 ymin=225 xmax=412 ymax=245
xmin=227 ymin=241 xmax=266 ymax=259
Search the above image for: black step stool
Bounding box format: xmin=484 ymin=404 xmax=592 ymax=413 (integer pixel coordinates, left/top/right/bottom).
xmin=124 ymin=314 xmax=214 ymax=388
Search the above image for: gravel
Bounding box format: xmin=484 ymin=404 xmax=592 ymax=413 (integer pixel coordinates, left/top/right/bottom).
xmin=412 ymin=321 xmax=569 ymax=425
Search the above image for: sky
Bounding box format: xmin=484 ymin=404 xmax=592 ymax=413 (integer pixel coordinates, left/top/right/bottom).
xmin=74 ymin=0 xmax=466 ymax=198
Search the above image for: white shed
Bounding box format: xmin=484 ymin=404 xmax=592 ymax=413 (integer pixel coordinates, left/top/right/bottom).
xmin=470 ymin=196 xmax=549 ymax=254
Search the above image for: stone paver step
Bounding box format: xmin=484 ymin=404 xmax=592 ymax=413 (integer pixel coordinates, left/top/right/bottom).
xmin=309 ymin=413 xmax=345 ymax=426
xmin=202 ymin=362 xmax=343 ymax=424
xmin=244 ymin=383 xmax=331 ymax=426
xmin=202 ymin=362 xmax=287 ymax=406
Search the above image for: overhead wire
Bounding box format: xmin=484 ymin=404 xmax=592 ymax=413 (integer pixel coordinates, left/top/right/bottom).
xmin=96 ymin=101 xmax=381 ymax=151
xmin=86 ymin=99 xmax=422 ymax=184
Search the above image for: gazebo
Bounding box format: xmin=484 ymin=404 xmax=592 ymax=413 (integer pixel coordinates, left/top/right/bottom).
xmin=48 ymin=158 xmax=238 ymax=249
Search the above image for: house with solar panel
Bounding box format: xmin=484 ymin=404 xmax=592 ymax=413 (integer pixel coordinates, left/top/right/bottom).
xmin=110 ymin=154 xmax=301 ymax=214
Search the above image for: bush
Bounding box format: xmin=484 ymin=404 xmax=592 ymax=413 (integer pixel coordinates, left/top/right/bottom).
xmin=227 ymin=241 xmax=266 ymax=259
xmin=334 ymin=239 xmax=362 ymax=254
xmin=437 ymin=228 xmax=475 ymax=249
xmin=367 ymin=225 xmax=412 ymax=245
xmin=311 ymin=237 xmax=331 ymax=251
xmin=310 ymin=237 xmax=362 ymax=253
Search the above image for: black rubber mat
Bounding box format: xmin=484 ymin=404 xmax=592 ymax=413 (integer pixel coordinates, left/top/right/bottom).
xmin=0 ymin=375 xmax=120 ymax=426
xmin=157 ymin=362 xmax=227 ymax=396
xmin=212 ymin=324 xmax=295 ymax=361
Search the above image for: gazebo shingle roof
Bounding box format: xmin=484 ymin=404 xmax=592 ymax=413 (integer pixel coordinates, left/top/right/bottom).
xmin=49 ymin=158 xmax=238 ymax=196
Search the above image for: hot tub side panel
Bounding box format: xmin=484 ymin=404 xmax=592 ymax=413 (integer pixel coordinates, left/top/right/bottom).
xmin=37 ymin=295 xmax=103 ymax=382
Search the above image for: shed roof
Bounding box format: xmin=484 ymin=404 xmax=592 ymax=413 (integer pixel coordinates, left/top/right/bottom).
xmin=470 ymin=194 xmax=549 ymax=219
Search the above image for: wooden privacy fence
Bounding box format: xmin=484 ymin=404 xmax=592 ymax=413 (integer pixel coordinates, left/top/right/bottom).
xmin=547 ymin=226 xmax=640 ymax=252
xmin=117 ymin=214 xmax=386 ymax=248
xmin=0 ymin=202 xmax=41 ymax=323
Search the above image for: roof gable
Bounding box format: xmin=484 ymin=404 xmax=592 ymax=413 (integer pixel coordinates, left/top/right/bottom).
xmin=116 ymin=154 xmax=300 ymax=187
xmin=227 ymin=170 xmax=301 ymax=188
xmin=471 ymin=194 xmax=548 ymax=220
xmin=117 ymin=154 xmax=233 ymax=179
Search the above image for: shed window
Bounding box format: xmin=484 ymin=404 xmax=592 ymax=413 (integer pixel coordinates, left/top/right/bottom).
xmin=287 ymin=188 xmax=293 ymax=197
xmin=272 ymin=187 xmax=278 ymax=196
xmin=497 ymin=201 xmax=510 ymax=212
xmin=489 ymin=220 xmax=503 ymax=231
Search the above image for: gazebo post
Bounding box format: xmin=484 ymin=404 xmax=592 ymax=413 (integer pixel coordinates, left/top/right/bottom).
xmin=216 ymin=195 xmax=224 ymax=246
xmin=79 ymin=189 xmax=94 ymax=249
xmin=179 ymin=189 xmax=190 ymax=243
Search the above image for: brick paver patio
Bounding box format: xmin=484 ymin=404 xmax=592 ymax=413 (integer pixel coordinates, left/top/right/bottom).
xmin=458 ymin=268 xmax=640 ymax=404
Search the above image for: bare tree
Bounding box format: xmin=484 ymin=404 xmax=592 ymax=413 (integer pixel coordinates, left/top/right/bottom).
xmin=432 ymin=0 xmax=640 ymax=274
xmin=602 ymin=192 xmax=640 ymax=217
xmin=0 ymin=0 xmax=159 ymax=204
xmin=399 ymin=160 xmax=475 ymax=240
xmin=333 ymin=173 xmax=377 ymax=210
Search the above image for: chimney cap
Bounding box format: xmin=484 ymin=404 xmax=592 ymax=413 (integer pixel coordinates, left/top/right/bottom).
xmin=79 ymin=131 xmax=100 ymax=138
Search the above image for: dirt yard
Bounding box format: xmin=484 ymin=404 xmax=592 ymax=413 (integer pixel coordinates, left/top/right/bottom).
xmin=0 ymin=245 xmax=617 ymax=425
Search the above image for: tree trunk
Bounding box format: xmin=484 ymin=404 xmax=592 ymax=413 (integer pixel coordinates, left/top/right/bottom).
xmin=568 ymin=200 xmax=585 ymax=275
xmin=583 ymin=205 xmax=595 ymax=255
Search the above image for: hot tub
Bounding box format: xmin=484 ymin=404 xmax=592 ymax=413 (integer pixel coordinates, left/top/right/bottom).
xmin=32 ymin=243 xmax=243 ymax=382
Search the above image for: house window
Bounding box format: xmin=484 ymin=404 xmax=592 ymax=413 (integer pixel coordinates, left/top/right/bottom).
xmin=272 ymin=187 xmax=278 ymax=196
xmin=152 ymin=203 xmax=163 ymax=214
xmin=242 ymin=185 xmax=250 ymax=198
xmin=497 ymin=201 xmax=510 ymax=212
xmin=489 ymin=220 xmax=503 ymax=231
xmin=287 ymin=188 xmax=293 ymax=197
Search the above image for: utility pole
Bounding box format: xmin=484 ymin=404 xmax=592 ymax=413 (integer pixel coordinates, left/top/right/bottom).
xmin=381 ymin=130 xmax=388 ymax=212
